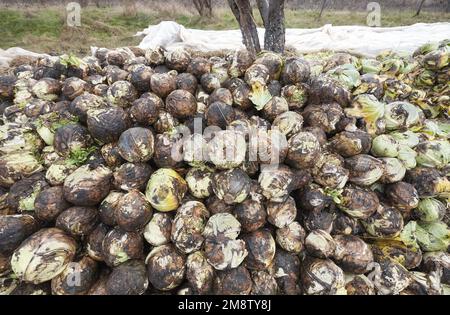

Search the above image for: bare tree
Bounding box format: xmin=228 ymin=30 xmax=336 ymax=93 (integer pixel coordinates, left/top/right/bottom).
xmin=193 ymin=0 xmax=213 ymax=18
xmin=414 ymin=0 xmax=426 ymax=16
xmin=228 ymin=0 xmax=286 ymax=55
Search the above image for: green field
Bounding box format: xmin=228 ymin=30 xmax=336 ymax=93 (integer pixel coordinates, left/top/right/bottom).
xmin=1 ymin=6 xmax=449 ymax=55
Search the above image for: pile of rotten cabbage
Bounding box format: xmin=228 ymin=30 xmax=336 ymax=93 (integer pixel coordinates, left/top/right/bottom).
xmin=0 ymin=40 xmax=449 ymax=295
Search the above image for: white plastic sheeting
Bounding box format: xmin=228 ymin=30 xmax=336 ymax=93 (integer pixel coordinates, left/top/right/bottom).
xmin=2 ymin=21 xmax=449 ymax=68
xmin=0 ymin=47 xmax=49 ymax=68
xmin=137 ymin=21 xmax=450 ymax=57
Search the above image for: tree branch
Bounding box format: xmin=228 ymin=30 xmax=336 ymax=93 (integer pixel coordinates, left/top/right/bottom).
xmin=318 ymin=0 xmax=327 ymax=20
xmin=228 ymin=0 xmax=261 ymax=57
xmin=256 ymin=0 xmax=270 ymax=29
xmin=414 ymin=0 xmax=426 ymax=16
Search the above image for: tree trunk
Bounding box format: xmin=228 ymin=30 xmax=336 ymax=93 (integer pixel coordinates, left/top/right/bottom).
xmin=414 ymin=0 xmax=426 ymax=16
xmin=205 ymin=0 xmax=213 ymax=17
xmin=256 ymin=0 xmax=270 ymax=29
xmin=228 ymin=0 xmax=261 ymax=57
xmin=264 ymin=0 xmax=285 ymax=53
xmin=193 ymin=0 xmax=213 ymax=18
xmin=318 ymin=0 xmax=327 ymax=19
xmin=193 ymin=0 xmax=204 ymax=16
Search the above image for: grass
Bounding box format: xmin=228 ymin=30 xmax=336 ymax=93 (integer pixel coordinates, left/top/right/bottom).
xmin=0 ymin=5 xmax=449 ymax=55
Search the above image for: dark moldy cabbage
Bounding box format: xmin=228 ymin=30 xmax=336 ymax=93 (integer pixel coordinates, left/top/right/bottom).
xmin=176 ymin=72 xmax=198 ymax=95
xmin=115 ymin=190 xmax=153 ymax=232
xmin=10 ymin=228 xmax=77 ymax=284
xmin=100 ymin=142 xmax=124 ymax=168
xmin=186 ymin=251 xmax=214 ymax=294
xmin=53 ymin=123 xmax=93 ymax=156
xmin=129 ymin=93 xmax=163 ymax=126
xmin=233 ymin=199 xmax=266 ymax=232
xmin=69 ymin=93 xmax=106 ymax=123
xmin=128 ymin=64 xmax=153 ymax=93
xmin=363 ymin=205 xmax=404 ymax=237
xmin=371 ymin=239 xmax=422 ymax=270
xmin=333 ymin=234 xmax=374 ymax=274
xmin=98 ymin=191 xmax=123 ymax=226
xmin=6 ymin=172 xmax=48 ymax=212
xmin=345 ymin=275 xmax=376 ymax=295
xmin=61 ymin=77 xmax=90 ymax=101
xmin=384 ymin=181 xmax=419 ymax=214
xmin=56 ymin=206 xmax=99 ymax=237
xmin=143 ymin=212 xmax=172 ymax=246
xmin=86 ymin=107 xmax=130 ymax=144
xmin=87 ymin=223 xmax=110 ymax=261
xmin=104 ymin=65 xmax=128 ymax=85
xmin=250 ymin=270 xmax=278 ymax=295
xmin=305 ymin=229 xmax=336 ymax=258
xmin=0 ymin=214 xmax=38 ymax=255
xmin=328 ymin=130 xmax=372 ymax=157
xmin=63 ymin=164 xmax=112 ymax=206
xmin=205 ymin=194 xmax=234 ymax=215
xmin=166 ymin=89 xmax=197 ymax=119
xmin=106 ymin=80 xmax=138 ymax=107
xmin=150 ymin=71 xmax=177 ymax=98
xmin=205 ymin=101 xmax=235 ymax=129
xmin=145 ymin=244 xmax=186 ymax=291
xmin=117 ymin=127 xmax=155 ymax=163
xmin=266 ymin=196 xmax=297 ymax=228
xmin=200 ymin=73 xmax=221 ymax=93
xmin=300 ymin=256 xmax=345 ymax=295
xmin=106 ymin=260 xmax=148 ymax=295
xmin=113 ymin=162 xmax=152 ymax=192
xmin=337 ymin=185 xmax=380 ymax=219
xmin=242 ymin=229 xmax=276 ymax=270
xmin=302 ymin=102 xmax=344 ymax=134
xmin=187 ymin=56 xmax=211 ymax=78
xmin=171 ymin=201 xmax=209 ymax=254
xmin=302 ymin=207 xmax=336 ymax=234
xmin=405 ymin=167 xmax=450 ymax=198
xmin=214 ymin=266 xmax=252 ymax=295
xmin=205 ymin=88 xmax=231 ymax=107
xmin=34 ymin=186 xmax=71 ymax=222
xmin=153 ymin=133 xmax=184 ymax=168
xmin=310 ymin=74 xmax=352 ymax=107
xmin=286 ymin=131 xmax=321 ymax=169
xmin=51 ymin=256 xmax=99 ymax=295
xmin=101 ymin=227 xmax=144 ymax=267
xmin=212 ymin=168 xmax=251 ymax=205
xmin=258 ymin=165 xmax=311 ymax=202
xmin=269 ymin=249 xmax=301 ymax=295
xmin=281 ymin=57 xmax=310 ymax=85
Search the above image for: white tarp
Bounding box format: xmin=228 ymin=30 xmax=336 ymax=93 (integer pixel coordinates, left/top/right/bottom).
xmin=0 ymin=47 xmax=49 ymax=68
xmin=137 ymin=21 xmax=450 ymax=57
xmin=2 ymin=21 xmax=449 ymax=68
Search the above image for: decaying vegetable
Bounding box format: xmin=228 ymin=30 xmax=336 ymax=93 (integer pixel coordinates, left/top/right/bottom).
xmin=11 ymin=228 xmax=77 ymax=284
xmin=145 ymin=168 xmax=187 ymax=212
xmin=145 ymin=244 xmax=186 ymax=291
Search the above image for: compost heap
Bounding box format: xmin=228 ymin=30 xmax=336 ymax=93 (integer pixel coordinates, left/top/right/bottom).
xmin=0 ymin=41 xmax=449 ymax=295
